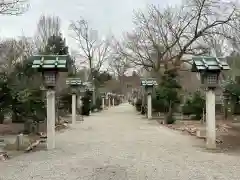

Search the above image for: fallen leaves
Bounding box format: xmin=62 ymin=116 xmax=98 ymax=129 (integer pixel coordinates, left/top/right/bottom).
xmin=25 ymin=140 xmax=41 ymax=152
xmin=0 ymin=151 xmax=9 ymax=161
xmin=165 ymin=122 xmax=226 ymax=144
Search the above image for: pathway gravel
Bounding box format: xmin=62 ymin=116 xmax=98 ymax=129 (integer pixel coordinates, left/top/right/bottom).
xmin=0 ymin=103 xmax=240 ymax=180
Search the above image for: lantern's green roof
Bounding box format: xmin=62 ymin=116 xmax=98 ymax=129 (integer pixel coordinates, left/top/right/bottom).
xmin=141 ymin=78 xmax=158 ymax=86
xmin=66 ymin=78 xmax=82 ymax=85
xmin=191 ymin=56 xmax=230 ymax=72
xmin=31 ymin=55 xmax=68 ymax=71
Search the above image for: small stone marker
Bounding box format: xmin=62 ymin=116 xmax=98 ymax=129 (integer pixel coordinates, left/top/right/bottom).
xmin=16 ymin=133 xmax=24 ymax=151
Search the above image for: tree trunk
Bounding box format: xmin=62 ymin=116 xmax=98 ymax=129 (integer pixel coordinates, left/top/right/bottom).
xmin=0 ymin=114 xmax=4 ymax=124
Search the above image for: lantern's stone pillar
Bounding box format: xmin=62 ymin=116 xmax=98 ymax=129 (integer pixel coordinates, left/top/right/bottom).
xmin=47 ymin=90 xmax=55 ymax=150
xmin=112 ymin=97 xmax=115 ymax=106
xmin=108 ymin=98 xmax=111 ymax=108
xmin=206 ymin=90 xmax=216 ymax=149
xmin=102 ymin=97 xmax=105 ymax=109
xmin=72 ymin=94 xmax=77 ymax=125
xmin=147 ymin=94 xmax=152 ymax=119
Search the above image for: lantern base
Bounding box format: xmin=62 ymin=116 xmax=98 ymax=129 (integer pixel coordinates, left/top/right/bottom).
xmin=201 ymin=84 xmax=218 ymax=90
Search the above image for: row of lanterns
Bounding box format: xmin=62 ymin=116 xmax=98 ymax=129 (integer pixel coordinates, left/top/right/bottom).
xmin=31 ymin=55 xmax=124 ymax=150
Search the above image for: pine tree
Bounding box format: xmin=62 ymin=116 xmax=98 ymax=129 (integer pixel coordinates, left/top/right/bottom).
xmin=43 ymin=34 xmax=69 ymax=55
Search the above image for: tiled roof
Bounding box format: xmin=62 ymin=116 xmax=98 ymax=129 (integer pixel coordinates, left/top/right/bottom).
xmin=141 ymin=78 xmax=158 ymax=86
xmin=192 ymin=56 xmax=230 ymax=72
xmin=31 ymin=55 xmax=68 ymax=71
xmin=66 ymin=78 xmax=82 ymax=85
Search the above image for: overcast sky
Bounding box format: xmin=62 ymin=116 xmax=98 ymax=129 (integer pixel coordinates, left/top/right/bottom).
xmin=0 ymin=0 xmax=180 ymax=48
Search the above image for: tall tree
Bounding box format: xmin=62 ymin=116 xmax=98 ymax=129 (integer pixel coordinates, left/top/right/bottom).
xmin=35 ymin=15 xmax=61 ymax=53
xmin=109 ymin=39 xmax=130 ymax=78
xmin=44 ymin=34 xmax=68 ymax=55
xmin=118 ymin=0 xmax=240 ymax=73
xmin=69 ymin=18 xmax=112 ymax=80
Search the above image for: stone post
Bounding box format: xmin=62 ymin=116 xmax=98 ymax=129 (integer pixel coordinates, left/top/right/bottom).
xmin=147 ymin=94 xmax=152 ymax=119
xmin=206 ymin=90 xmax=216 ymax=149
xmin=72 ymin=94 xmax=76 ymax=125
xmin=108 ymin=97 xmax=111 ymax=108
xmin=102 ymin=97 xmax=105 ymax=109
xmin=47 ymin=90 xmax=55 ymax=150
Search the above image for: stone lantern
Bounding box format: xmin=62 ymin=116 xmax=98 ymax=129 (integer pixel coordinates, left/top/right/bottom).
xmin=78 ymin=83 xmax=86 ymax=106
xmin=191 ymin=56 xmax=230 ymax=149
xmin=66 ymin=78 xmax=82 ymax=126
xmin=100 ymin=93 xmax=106 ymax=109
xmin=141 ymin=78 xmax=158 ymax=119
xmin=112 ymin=93 xmax=116 ymax=106
xmin=223 ymin=89 xmax=231 ymax=120
xmin=31 ymin=55 xmax=68 ymax=150
xmin=107 ymin=92 xmax=112 ymax=107
xmin=83 ymin=81 xmax=95 ymax=104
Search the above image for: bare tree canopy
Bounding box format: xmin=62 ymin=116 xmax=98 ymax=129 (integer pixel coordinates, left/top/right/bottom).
xmin=109 ymin=55 xmax=130 ymax=78
xmin=34 ymin=15 xmax=61 ymax=53
xmin=109 ymin=39 xmax=130 ymax=77
xmin=0 ymin=36 xmax=34 ymax=73
xmin=69 ymin=17 xmax=112 ymax=79
xmin=118 ymin=0 xmax=240 ymax=72
xmin=0 ymin=0 xmax=29 ymax=15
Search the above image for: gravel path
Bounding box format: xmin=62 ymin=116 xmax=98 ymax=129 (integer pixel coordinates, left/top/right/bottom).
xmin=1 ymin=103 xmax=240 ymax=180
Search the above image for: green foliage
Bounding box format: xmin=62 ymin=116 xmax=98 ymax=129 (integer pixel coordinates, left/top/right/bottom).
xmin=81 ymin=90 xmax=91 ymax=116
xmin=42 ymin=34 xmax=76 ymax=76
xmin=141 ymin=105 xmax=146 ymax=115
xmin=0 ymin=57 xmax=46 ymax=126
xmin=43 ymin=34 xmax=69 ymax=55
xmin=153 ymin=69 xmax=181 ymax=114
xmin=0 ymin=73 xmax=12 ymax=113
xmin=92 ymin=69 xmax=113 ymax=97
xmin=114 ymin=97 xmax=121 ymax=106
xmin=58 ymin=89 xmax=72 ymax=113
xmin=152 ymin=69 xmax=181 ymax=124
xmin=152 ymin=96 xmax=168 ymax=112
xmin=135 ymin=99 xmax=142 ymax=112
xmin=95 ymin=97 xmax=102 ymax=110
xmin=166 ymin=114 xmax=176 ymax=124
xmin=224 ymin=80 xmax=240 ymax=102
xmin=182 ymin=91 xmax=205 ymax=120
xmin=90 ymin=96 xmax=102 ymax=112
xmin=14 ymin=88 xmax=45 ymax=121
xmin=43 ymin=34 xmax=76 ymax=114
xmin=223 ymin=80 xmax=240 ymax=114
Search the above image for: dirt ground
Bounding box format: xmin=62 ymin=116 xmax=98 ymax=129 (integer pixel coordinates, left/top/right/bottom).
xmin=0 ymin=119 xmax=69 ymax=160
xmin=0 ymin=123 xmax=25 ymax=135
xmin=156 ymin=119 xmax=240 ymax=154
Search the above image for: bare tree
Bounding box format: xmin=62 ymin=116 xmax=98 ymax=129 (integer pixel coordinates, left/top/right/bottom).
xmin=109 ymin=55 xmax=130 ymax=93
xmin=34 ymin=15 xmax=61 ymax=53
xmin=202 ymin=34 xmax=226 ymax=57
xmin=109 ymin=39 xmax=130 ymax=77
xmin=0 ymin=0 xmax=28 ymax=15
xmin=118 ymin=0 xmax=240 ymax=72
xmin=69 ymin=18 xmax=112 ymax=80
xmin=0 ymin=36 xmax=34 ymax=73
xmin=109 ymin=56 xmax=130 ymax=78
